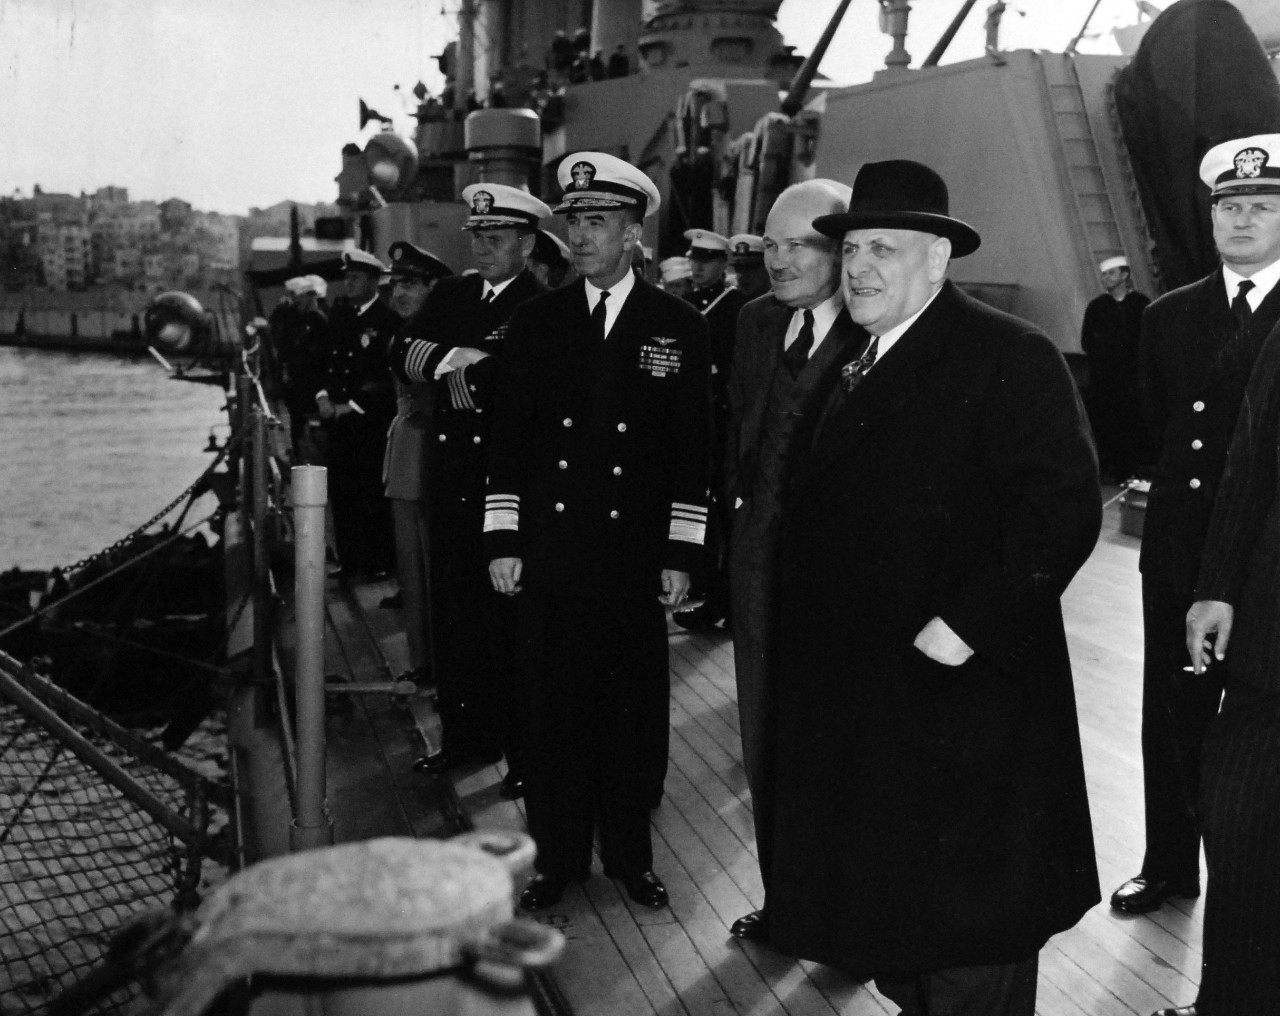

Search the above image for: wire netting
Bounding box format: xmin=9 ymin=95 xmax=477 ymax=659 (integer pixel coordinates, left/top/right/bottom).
xmin=0 ymin=691 xmax=224 ymax=1015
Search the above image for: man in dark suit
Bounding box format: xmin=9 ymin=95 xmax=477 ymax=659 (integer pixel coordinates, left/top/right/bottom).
xmin=1157 ymin=133 xmax=1280 ymax=1016
xmin=316 ymin=249 xmax=401 ymax=577
xmin=721 ymin=178 xmax=857 ymax=945
xmin=388 ymin=185 xmax=548 ymax=793
xmin=485 ymin=151 xmax=711 ymax=912
xmin=769 ymin=161 xmax=1101 ymax=1015
xmin=1116 ymin=132 xmax=1280 ymax=922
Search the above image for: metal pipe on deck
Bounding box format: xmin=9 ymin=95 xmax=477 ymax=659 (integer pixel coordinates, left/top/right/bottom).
xmin=251 ymin=408 xmax=272 ymax=688
xmin=290 ymin=465 xmax=334 ymax=850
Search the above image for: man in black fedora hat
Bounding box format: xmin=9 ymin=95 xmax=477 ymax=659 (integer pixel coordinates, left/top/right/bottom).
xmin=764 ymin=159 xmax=1102 ymax=1014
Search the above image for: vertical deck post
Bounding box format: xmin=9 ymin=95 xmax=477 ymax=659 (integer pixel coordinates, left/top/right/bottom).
xmin=290 ymin=465 xmax=334 ymax=850
xmin=236 ymin=374 xmax=253 ymax=530
xmin=251 ymin=408 xmax=272 ymax=688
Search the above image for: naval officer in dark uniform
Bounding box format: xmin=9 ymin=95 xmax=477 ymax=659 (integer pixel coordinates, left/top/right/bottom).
xmin=1117 ymin=133 xmax=1280 ymax=922
xmin=485 ymin=152 xmax=711 ymax=911
xmin=388 ymin=184 xmax=549 ymax=793
xmin=316 ymin=249 xmax=401 ymax=577
xmin=674 ymin=228 xmax=744 ymax=632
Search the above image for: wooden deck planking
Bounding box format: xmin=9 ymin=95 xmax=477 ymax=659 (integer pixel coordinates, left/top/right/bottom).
xmin=333 ymin=496 xmax=1203 ymax=1014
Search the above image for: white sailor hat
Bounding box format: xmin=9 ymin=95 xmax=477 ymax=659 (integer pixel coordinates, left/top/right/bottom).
xmin=554 ymin=151 xmax=661 ymax=218
xmin=300 ymin=275 xmax=327 ymax=298
xmin=1200 ymin=134 xmax=1280 ymax=197
xmin=461 ymin=183 xmax=551 ymax=231
xmin=727 ymin=233 xmax=765 ymax=263
xmin=683 ymin=229 xmax=730 ymax=259
xmin=659 ymin=256 xmax=692 ymax=283
xmin=283 ymin=275 xmax=310 ymax=296
xmin=1098 ymin=256 xmax=1128 ymax=273
xmin=342 ymin=248 xmax=388 ymax=275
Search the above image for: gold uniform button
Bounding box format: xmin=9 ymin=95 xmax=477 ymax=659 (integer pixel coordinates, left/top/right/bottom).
xmin=617 ymin=422 xmax=627 ymax=432
xmin=1191 ymin=439 xmax=1203 ymax=450
xmin=555 ymin=502 xmax=565 ymax=512
xmin=473 ymin=436 xmax=481 ymax=444
xmin=609 ymin=510 xmax=619 ymax=519
xmin=438 ymin=434 xmax=447 ymax=442
xmin=563 ymin=418 xmax=573 ymax=427
xmin=1193 ymin=401 xmax=1205 ymax=412
xmin=558 ymin=460 xmax=568 ymax=469
xmin=1189 ymin=478 xmax=1201 ymax=490
xmin=613 ymin=466 xmax=622 ymax=476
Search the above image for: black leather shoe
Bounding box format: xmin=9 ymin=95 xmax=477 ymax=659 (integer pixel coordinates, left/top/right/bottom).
xmin=729 ymin=909 xmax=769 ymax=942
xmin=607 ymin=870 xmax=668 ymax=908
xmin=672 ymin=603 xmax=724 ymax=632
xmin=1151 ymin=1006 xmax=1196 ymax=1016
xmin=499 ymin=771 xmax=526 ymax=799
xmin=519 ymin=874 xmax=570 ymax=911
xmin=1110 ymin=874 xmax=1200 ymax=914
xmin=413 ymin=744 xmax=503 ymax=772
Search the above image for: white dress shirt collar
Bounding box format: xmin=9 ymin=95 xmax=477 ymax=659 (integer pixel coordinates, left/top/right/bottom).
xmin=483 ymin=275 xmax=518 ymax=302
xmin=783 ymin=289 xmax=844 ymax=354
xmin=1223 ymin=257 xmax=1280 ymax=311
xmin=584 ymin=267 xmax=637 ymax=339
xmin=865 ymin=284 xmax=944 ymax=371
xmin=355 ymin=294 xmax=378 ymax=316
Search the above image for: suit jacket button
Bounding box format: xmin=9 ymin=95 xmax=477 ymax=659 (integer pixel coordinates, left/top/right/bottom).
xmin=1191 ymin=439 xmax=1203 ymax=450
xmin=555 ymin=502 xmax=565 ymax=512
xmin=617 ymin=422 xmax=627 ymax=432
xmin=559 ymin=460 xmax=568 ymax=469
xmin=563 ymin=418 xmax=573 ymax=427
xmin=613 ymin=466 xmax=622 ymax=476
xmin=1189 ymin=478 xmax=1201 ymax=489
xmin=610 ymin=510 xmax=619 ymax=519
xmin=1192 ymin=400 xmax=1205 ymax=412
xmin=438 ymin=434 xmax=447 ymax=441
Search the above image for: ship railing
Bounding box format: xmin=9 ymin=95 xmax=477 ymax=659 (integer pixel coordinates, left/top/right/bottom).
xmin=224 ymin=345 xmax=334 ymax=859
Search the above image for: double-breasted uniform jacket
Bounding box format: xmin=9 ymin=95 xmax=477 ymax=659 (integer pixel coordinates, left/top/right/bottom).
xmin=321 ymin=295 xmax=402 ymax=416
xmin=1138 ymin=268 xmax=1280 ymax=596
xmin=769 ymin=281 xmax=1102 ymax=973
xmin=388 ymin=271 xmax=544 ymax=509
xmin=483 ymin=276 xmax=712 ymax=596
xmin=1197 ymin=316 xmax=1280 ymax=691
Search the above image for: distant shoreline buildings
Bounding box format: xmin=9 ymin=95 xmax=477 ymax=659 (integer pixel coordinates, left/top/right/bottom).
xmin=0 ymin=185 xmax=338 ymax=295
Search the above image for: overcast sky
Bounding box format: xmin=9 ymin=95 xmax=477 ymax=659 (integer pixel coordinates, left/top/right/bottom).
xmin=0 ymin=0 xmax=1156 ymax=215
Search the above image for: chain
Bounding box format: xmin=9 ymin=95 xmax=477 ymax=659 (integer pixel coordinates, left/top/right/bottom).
xmin=60 ymin=425 xmax=244 ymax=578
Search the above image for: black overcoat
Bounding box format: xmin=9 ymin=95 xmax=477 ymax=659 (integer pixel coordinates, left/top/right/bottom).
xmin=769 ymin=282 xmax=1102 ymax=973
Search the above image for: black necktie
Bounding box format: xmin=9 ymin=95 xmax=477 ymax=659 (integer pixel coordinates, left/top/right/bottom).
xmin=841 ymin=336 xmax=880 ymax=394
xmin=785 ymin=310 xmax=815 ymax=379
xmin=1232 ymin=279 xmax=1255 ymax=330
xmin=482 ymin=290 xmax=495 ymax=305
xmin=592 ymin=290 xmax=610 ymax=340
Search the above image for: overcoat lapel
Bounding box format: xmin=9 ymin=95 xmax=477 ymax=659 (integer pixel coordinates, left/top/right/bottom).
xmin=799 ymin=284 xmax=953 ymax=484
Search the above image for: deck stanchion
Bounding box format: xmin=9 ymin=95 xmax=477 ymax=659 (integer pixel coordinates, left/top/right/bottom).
xmin=251 ymin=408 xmax=272 ymax=688
xmin=290 ymin=465 xmax=334 ymax=850
xmin=236 ymin=374 xmax=253 ymax=530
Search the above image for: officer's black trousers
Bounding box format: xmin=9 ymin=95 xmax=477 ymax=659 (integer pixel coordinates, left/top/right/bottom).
xmin=325 ymin=411 xmax=394 ymax=575
xmin=519 ymin=589 xmax=669 ymax=880
xmin=1139 ymin=575 xmax=1225 ymax=882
